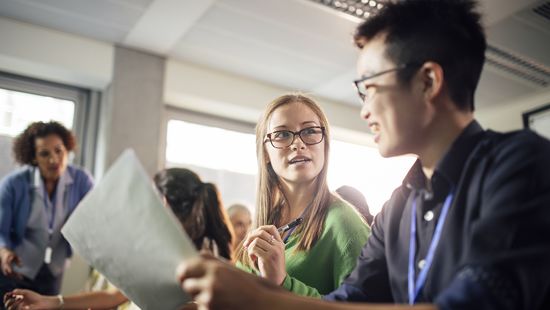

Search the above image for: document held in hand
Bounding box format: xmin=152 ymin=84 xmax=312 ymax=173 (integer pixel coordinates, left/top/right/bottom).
xmin=62 ymin=149 xmax=197 ymax=310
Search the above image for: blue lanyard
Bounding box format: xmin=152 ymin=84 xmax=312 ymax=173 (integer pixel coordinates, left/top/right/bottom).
xmin=42 ymin=187 xmax=57 ymax=232
xmin=282 ymin=202 xmax=311 ymax=244
xmin=283 ymin=225 xmax=298 ymax=243
xmin=408 ymin=190 xmax=454 ymax=305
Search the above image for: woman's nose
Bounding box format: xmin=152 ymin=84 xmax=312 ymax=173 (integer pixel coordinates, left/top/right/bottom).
xmin=49 ymin=154 xmax=59 ymax=164
xmin=290 ymin=135 xmax=306 ymax=150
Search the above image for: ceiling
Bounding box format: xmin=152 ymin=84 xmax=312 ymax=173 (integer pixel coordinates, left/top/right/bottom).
xmin=0 ymin=0 xmax=549 ymax=109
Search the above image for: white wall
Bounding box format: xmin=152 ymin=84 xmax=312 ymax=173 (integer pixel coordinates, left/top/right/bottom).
xmin=164 ymin=60 xmax=372 ymax=146
xmin=0 ymin=17 xmax=113 ymax=90
xmin=477 ymin=89 xmax=550 ymax=131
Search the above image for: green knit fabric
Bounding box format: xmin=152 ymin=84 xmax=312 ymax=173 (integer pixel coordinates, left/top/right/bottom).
xmin=281 ymin=200 xmax=370 ymax=297
xmin=238 ymin=200 xmax=370 ymax=298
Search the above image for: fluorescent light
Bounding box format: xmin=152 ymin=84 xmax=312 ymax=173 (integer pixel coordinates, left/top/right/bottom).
xmin=307 ymin=0 xmax=385 ymax=20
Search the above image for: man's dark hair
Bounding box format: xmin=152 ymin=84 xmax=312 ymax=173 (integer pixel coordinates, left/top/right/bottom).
xmin=354 ymin=0 xmax=486 ymax=111
xmin=13 ymin=121 xmax=76 ymax=165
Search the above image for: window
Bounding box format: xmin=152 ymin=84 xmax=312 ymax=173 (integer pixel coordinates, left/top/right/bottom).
xmin=164 ymin=110 xmax=415 ymax=216
xmin=329 ymin=140 xmax=415 ymax=215
xmin=165 ymin=120 xmax=256 ymax=175
xmin=523 ymin=103 xmax=550 ymax=140
xmin=0 ymin=88 xmax=75 ymax=136
xmin=163 ymin=109 xmax=257 ymax=212
xmin=0 ymin=72 xmax=96 ymax=178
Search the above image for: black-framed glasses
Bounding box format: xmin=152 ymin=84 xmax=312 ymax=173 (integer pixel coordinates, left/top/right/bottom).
xmin=353 ymin=64 xmax=417 ymax=103
xmin=265 ymin=126 xmax=325 ymax=149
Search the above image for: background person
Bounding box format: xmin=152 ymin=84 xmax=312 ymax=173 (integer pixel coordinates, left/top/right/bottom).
xmin=335 ymin=185 xmax=373 ymax=225
xmin=4 ymin=167 xmax=234 ymax=310
xmin=226 ymin=203 xmax=252 ymax=251
xmin=0 ymin=121 xmax=93 ymax=298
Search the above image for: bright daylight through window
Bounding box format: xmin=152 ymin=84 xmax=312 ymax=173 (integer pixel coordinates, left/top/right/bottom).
xmin=0 ymin=87 xmax=76 ymax=178
xmin=165 ymin=119 xmax=415 ymax=215
xmin=0 ymin=88 xmax=74 ymax=137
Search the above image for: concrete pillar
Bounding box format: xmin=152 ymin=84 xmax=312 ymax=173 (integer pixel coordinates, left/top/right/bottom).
xmin=97 ymin=46 xmax=165 ymax=178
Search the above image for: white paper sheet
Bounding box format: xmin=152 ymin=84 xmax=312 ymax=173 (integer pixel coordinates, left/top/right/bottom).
xmin=62 ymin=149 xmax=197 ymax=310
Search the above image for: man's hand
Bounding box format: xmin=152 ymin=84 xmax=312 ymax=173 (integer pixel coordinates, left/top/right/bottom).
xmin=178 ymin=253 xmax=278 ymax=310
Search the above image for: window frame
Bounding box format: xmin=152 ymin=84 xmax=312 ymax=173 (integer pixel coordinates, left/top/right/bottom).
xmin=0 ymin=71 xmax=99 ymax=171
xmin=160 ymin=105 xmax=256 ymax=168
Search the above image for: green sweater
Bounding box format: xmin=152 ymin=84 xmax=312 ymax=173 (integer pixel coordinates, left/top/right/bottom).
xmin=281 ymin=200 xmax=370 ymax=297
xmin=238 ymin=200 xmax=370 ymax=297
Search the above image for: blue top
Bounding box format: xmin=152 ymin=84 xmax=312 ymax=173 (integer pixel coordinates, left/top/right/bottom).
xmin=0 ymin=165 xmax=94 ymax=251
xmin=324 ymin=121 xmax=550 ymax=309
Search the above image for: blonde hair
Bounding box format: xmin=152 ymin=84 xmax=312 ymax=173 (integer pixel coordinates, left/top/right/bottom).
xmin=236 ymin=93 xmax=334 ymax=268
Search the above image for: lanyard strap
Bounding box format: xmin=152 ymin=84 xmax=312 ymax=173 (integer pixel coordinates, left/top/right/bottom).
xmin=408 ymin=191 xmax=454 ymax=305
xmin=42 ymin=187 xmax=57 ymax=232
xmin=283 ymin=225 xmax=298 ymax=243
xmin=282 ymin=201 xmax=312 ymax=244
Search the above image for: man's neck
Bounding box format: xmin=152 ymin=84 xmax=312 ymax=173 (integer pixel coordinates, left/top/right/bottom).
xmin=419 ymin=111 xmax=474 ymax=181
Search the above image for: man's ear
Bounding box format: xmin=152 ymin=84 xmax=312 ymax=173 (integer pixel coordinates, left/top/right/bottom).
xmin=419 ymin=61 xmax=444 ymax=101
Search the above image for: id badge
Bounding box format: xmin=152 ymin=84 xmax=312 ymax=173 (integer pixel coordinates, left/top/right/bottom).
xmin=44 ymin=247 xmax=52 ymax=264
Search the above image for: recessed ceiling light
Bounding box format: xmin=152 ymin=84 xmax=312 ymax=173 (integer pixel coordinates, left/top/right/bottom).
xmin=307 ymin=0 xmax=386 ymax=20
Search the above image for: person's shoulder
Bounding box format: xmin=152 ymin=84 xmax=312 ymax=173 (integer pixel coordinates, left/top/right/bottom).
xmin=476 ymin=129 xmax=550 ymax=170
xmin=484 ymin=129 xmax=550 ymax=154
xmin=325 ymin=199 xmax=369 ymax=232
xmin=0 ymin=166 xmax=32 ymax=187
xmin=67 ymin=165 xmax=94 ymax=183
xmin=327 ymin=199 xmax=361 ymax=218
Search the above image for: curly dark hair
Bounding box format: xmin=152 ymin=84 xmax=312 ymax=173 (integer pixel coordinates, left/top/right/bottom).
xmin=12 ymin=121 xmax=76 ymax=165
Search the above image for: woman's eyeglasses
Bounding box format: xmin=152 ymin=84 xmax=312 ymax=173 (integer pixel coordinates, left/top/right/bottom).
xmin=265 ymin=126 xmax=325 ymax=149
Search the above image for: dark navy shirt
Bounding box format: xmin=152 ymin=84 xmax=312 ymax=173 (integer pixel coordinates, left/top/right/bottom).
xmin=324 ymin=121 xmax=550 ymax=309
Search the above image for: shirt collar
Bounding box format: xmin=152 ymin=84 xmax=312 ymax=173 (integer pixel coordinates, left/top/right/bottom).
xmin=403 ymin=120 xmax=485 ymax=194
xmin=435 ymin=120 xmax=484 ymax=188
xmin=31 ymin=166 xmax=74 ymax=189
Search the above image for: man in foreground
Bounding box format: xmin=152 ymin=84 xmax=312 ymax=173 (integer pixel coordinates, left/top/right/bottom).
xmin=178 ymin=0 xmax=550 ymax=309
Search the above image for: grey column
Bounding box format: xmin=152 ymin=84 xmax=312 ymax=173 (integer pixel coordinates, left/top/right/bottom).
xmin=96 ymin=46 xmax=165 ymax=178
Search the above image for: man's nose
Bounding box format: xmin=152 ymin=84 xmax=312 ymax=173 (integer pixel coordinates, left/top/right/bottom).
xmin=360 ymin=102 xmax=371 ymax=120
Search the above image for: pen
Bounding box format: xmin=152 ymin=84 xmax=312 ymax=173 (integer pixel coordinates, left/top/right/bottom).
xmin=277 ymin=217 xmax=303 ymax=234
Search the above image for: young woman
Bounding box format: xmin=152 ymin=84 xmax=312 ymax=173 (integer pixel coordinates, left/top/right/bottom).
xmin=236 ymin=94 xmax=370 ymax=297
xmin=3 ymin=168 xmax=233 ymax=310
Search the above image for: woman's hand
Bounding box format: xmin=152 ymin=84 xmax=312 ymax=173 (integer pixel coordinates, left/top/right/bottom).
xmin=3 ymin=289 xmax=60 ymax=310
xmin=243 ymin=225 xmax=286 ymax=285
xmin=0 ymin=248 xmax=22 ymax=280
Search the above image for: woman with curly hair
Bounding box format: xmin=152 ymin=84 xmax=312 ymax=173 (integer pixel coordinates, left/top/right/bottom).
xmin=3 ymin=168 xmax=233 ymax=310
xmin=0 ymin=121 xmax=93 ymax=298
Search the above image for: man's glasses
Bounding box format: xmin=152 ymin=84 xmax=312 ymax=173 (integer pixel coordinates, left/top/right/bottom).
xmin=353 ymin=64 xmax=416 ymax=103
xmin=265 ymin=126 xmax=325 ymax=149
